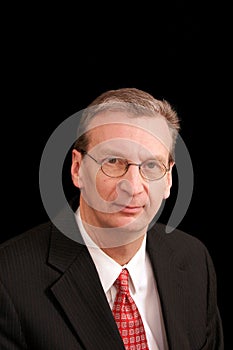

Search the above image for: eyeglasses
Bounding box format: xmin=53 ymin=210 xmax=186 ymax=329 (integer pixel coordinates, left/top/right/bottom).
xmin=80 ymin=150 xmax=170 ymax=181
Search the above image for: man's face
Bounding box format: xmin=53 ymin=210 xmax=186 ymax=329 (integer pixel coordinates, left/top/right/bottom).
xmin=71 ymin=111 xmax=174 ymax=245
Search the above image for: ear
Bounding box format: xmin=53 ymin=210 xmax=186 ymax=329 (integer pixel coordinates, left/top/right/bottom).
xmin=163 ymin=161 xmax=174 ymax=199
xmin=71 ymin=149 xmax=83 ymax=188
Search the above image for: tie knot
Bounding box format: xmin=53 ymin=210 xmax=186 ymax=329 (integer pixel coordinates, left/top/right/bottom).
xmin=114 ymin=268 xmax=129 ymax=294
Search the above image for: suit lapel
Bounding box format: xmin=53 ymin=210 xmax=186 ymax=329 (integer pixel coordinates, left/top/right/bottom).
xmin=48 ymin=224 xmax=125 ymax=350
xmin=147 ymin=223 xmax=191 ymax=349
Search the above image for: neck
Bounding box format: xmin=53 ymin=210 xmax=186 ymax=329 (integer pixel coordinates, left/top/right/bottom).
xmin=79 ymin=201 xmax=147 ymax=265
xmin=101 ymin=235 xmax=145 ymax=265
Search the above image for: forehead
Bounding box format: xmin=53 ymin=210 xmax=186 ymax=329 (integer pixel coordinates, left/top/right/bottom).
xmin=87 ymin=110 xmax=172 ymax=154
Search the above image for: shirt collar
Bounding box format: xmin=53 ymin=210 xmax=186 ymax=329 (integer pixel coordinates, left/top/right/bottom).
xmin=75 ymin=208 xmax=147 ymax=294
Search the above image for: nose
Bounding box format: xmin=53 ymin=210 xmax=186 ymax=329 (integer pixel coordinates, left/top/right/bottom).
xmin=117 ymin=164 xmax=144 ymax=195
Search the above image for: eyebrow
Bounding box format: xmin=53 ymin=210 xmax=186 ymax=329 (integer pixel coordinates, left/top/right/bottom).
xmin=95 ymin=148 xmax=166 ymax=163
xmin=99 ymin=148 xmax=126 ymax=157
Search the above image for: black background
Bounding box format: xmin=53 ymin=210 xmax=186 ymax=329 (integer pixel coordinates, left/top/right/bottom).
xmin=2 ymin=2 xmax=231 ymax=348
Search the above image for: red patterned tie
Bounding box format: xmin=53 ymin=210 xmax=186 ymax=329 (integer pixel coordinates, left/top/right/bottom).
xmin=112 ymin=268 xmax=149 ymax=350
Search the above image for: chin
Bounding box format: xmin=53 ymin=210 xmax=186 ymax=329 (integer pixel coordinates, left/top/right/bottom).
xmin=111 ymin=215 xmax=148 ymax=233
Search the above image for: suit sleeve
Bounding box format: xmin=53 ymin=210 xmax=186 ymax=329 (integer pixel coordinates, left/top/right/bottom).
xmin=205 ymin=247 xmax=224 ymax=350
xmin=0 ymin=279 xmax=27 ymax=350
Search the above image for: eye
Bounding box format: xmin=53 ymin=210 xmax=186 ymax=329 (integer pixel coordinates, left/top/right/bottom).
xmin=106 ymin=157 xmax=118 ymax=164
xmin=144 ymin=160 xmax=159 ymax=169
xmin=103 ymin=157 xmax=127 ymax=167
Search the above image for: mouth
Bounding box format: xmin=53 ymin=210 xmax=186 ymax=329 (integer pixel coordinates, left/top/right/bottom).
xmin=116 ymin=205 xmax=144 ymax=214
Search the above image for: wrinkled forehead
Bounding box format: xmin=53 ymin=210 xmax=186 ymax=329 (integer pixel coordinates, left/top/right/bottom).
xmin=86 ymin=110 xmax=172 ymax=153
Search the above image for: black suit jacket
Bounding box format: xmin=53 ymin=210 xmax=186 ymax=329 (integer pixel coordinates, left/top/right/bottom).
xmin=0 ymin=212 xmax=224 ymax=349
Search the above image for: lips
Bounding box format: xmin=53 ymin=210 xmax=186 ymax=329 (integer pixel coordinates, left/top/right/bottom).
xmin=116 ymin=205 xmax=144 ymax=214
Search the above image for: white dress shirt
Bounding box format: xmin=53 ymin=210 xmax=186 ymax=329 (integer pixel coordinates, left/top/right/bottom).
xmin=75 ymin=208 xmax=168 ymax=350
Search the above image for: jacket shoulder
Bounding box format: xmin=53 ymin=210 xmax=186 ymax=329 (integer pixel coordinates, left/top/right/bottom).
xmin=149 ymin=222 xmax=206 ymax=247
xmin=0 ymin=221 xmax=52 ymax=260
xmin=147 ymin=222 xmax=213 ymax=269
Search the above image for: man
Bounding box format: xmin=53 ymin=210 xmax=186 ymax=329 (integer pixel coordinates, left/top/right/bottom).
xmin=0 ymin=88 xmax=223 ymax=349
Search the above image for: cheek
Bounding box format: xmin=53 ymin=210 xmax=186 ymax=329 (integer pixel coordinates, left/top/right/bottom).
xmin=149 ymin=181 xmax=168 ymax=203
xmin=95 ymin=174 xmax=118 ymax=201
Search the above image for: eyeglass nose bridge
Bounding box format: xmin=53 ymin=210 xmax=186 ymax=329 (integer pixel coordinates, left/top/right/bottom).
xmin=124 ymin=162 xmax=143 ymax=176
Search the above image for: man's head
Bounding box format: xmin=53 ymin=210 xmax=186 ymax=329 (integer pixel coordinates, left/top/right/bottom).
xmin=71 ymin=88 xmax=180 ymax=247
xmin=74 ymin=87 xmax=180 ymax=162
